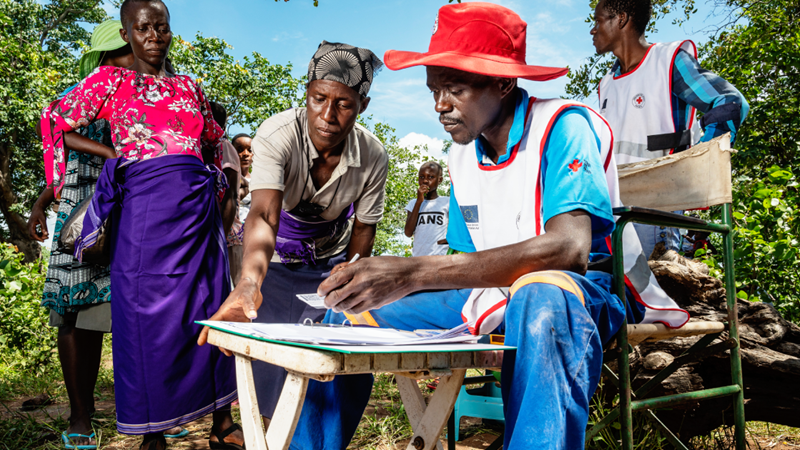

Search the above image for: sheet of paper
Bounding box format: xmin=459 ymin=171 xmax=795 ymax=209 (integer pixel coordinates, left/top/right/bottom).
xmin=197 ymin=321 xmax=480 ymax=346
xmin=296 ymin=293 xmax=327 ymax=309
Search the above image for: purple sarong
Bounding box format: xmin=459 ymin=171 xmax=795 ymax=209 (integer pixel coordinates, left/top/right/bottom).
xmin=78 ymin=155 xmax=236 ymax=434
xmin=274 ymin=204 xmax=354 ymax=265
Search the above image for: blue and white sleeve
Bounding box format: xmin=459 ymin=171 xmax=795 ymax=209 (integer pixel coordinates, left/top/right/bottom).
xmin=540 ymin=108 xmax=615 ymax=240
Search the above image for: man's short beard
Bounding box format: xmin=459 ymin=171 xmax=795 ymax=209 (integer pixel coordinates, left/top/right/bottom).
xmin=453 ymin=133 xmax=477 ymax=146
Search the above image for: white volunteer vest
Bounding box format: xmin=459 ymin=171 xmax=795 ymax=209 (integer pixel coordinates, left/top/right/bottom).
xmin=450 ymin=98 xmax=612 ymax=334
xmin=450 ymin=98 xmax=689 ymax=334
xmin=598 ymin=41 xmax=699 ymax=165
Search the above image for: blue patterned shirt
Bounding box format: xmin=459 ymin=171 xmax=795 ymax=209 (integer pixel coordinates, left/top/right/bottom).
xmin=612 ymin=49 xmax=749 ymax=143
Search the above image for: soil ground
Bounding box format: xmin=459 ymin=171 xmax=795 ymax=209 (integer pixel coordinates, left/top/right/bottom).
xmin=3 ymin=391 xmax=799 ymax=449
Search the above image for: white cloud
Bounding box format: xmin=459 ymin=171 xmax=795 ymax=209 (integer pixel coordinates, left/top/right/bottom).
xmin=272 ymin=31 xmax=305 ymax=43
xmin=399 ymin=132 xmax=446 ymax=160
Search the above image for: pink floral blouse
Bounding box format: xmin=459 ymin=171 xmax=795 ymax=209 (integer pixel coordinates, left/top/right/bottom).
xmin=46 ymin=66 xmax=223 ymax=191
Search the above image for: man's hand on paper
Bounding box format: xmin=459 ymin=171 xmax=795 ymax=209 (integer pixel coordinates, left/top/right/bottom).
xmin=320 ymin=256 xmax=416 ymax=314
xmin=198 ymin=277 xmax=263 ymax=356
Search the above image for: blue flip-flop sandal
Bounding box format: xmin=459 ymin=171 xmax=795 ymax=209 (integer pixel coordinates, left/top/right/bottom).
xmin=165 ymin=427 xmax=190 ymax=439
xmin=62 ymin=431 xmax=97 ymax=450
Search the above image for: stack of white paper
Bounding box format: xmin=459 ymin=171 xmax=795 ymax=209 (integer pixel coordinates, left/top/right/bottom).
xmin=198 ymin=321 xmax=478 ymax=346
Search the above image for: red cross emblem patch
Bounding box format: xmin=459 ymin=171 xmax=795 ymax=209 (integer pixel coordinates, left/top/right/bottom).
xmin=632 ymin=93 xmax=645 ymax=109
xmin=568 ymin=159 xmax=583 ymax=173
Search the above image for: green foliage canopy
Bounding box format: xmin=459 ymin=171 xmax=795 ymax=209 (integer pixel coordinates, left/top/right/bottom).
xmin=169 ymin=34 xmax=306 ymax=134
xmin=698 ymin=0 xmax=800 ymax=321
xmin=0 ymin=0 xmax=108 ymax=262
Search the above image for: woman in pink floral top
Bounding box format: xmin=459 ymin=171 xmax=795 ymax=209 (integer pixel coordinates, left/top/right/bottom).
xmin=50 ymin=63 xmax=223 ymax=171
xmin=47 ymin=1 xmax=242 ymax=449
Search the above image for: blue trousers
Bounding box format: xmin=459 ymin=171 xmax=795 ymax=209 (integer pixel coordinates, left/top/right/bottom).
xmin=289 ymin=270 xmax=626 ymax=450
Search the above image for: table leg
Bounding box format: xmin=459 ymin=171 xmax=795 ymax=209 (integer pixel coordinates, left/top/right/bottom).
xmin=399 ymin=369 xmax=466 ymax=450
xmin=265 ymin=372 xmax=310 ymax=450
xmin=235 ymin=353 xmax=268 ymax=450
xmin=397 ymin=377 xmax=444 ymax=450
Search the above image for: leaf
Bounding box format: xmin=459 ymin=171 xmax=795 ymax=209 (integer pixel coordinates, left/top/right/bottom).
xmin=4 ymin=263 xmax=23 ymax=278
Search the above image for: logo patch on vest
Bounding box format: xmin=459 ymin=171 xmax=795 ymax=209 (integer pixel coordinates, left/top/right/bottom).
xmin=632 ymin=93 xmax=646 ymax=109
xmin=460 ymin=205 xmax=479 ymax=230
xmin=568 ymin=159 xmax=583 ymax=173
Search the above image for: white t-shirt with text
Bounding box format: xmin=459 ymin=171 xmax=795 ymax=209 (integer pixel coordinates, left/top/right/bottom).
xmin=405 ymin=196 xmax=450 ymax=257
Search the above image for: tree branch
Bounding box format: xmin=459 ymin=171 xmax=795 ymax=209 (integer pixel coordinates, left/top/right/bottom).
xmin=39 ymin=0 xmax=103 ymax=48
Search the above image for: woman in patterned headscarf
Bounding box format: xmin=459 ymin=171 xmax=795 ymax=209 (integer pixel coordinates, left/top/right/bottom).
xmin=199 ymin=41 xmax=388 ymax=432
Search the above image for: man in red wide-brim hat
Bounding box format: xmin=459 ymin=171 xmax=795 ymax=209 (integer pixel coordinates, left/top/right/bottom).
xmin=259 ymin=3 xmax=635 ymax=449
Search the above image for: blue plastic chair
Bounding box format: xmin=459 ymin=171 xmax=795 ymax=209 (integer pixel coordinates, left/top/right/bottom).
xmin=448 ymin=372 xmax=505 ymax=442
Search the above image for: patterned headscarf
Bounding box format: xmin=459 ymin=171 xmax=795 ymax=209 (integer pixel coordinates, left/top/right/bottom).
xmin=307 ymin=41 xmax=383 ymax=97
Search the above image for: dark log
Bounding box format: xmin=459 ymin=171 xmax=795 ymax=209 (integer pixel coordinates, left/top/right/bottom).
xmin=615 ymin=244 xmax=800 ymax=443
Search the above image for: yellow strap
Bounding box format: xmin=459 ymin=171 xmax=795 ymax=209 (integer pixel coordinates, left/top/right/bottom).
xmin=343 ymin=311 xmax=379 ymax=327
xmin=509 ymin=270 xmax=585 ymax=306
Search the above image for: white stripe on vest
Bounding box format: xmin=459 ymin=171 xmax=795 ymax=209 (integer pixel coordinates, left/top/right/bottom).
xmin=450 ymin=97 xmax=688 ymax=335
xmin=599 ymin=41 xmax=699 ymax=165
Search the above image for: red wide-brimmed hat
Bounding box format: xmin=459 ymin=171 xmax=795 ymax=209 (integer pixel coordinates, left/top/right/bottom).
xmin=384 ymin=2 xmax=568 ymax=81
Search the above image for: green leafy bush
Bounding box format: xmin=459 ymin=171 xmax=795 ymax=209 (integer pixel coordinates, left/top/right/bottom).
xmin=0 ymin=243 xmax=55 ymax=378
xmin=697 ymin=166 xmax=800 ymax=322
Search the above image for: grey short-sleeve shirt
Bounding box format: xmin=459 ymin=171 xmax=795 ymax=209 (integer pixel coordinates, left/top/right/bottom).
xmin=250 ymin=108 xmax=389 ymax=261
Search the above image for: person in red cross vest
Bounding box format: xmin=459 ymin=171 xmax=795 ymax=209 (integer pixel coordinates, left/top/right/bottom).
xmin=207 ymin=3 xmax=690 ymax=448
xmin=592 ymin=0 xmax=748 ymax=256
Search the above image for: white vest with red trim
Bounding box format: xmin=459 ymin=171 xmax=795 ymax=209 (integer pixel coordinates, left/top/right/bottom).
xmin=598 ymin=41 xmax=699 ymax=164
xmin=449 ymin=97 xmax=689 ymax=334
xmin=449 ymin=98 xmax=613 ymax=334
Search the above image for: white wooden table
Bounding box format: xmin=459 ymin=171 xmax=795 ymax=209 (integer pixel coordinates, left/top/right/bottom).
xmin=206 ymin=328 xmax=511 ymax=450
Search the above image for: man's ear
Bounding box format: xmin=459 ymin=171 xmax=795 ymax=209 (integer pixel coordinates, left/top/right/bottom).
xmin=359 ymin=96 xmax=371 ymax=114
xmin=120 ymin=26 xmax=130 ymax=44
xmin=617 ymin=11 xmax=630 ymax=30
xmin=498 ymin=78 xmax=517 ymax=99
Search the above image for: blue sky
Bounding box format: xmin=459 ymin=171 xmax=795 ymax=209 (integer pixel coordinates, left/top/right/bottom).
xmin=93 ymin=0 xmax=727 ymax=158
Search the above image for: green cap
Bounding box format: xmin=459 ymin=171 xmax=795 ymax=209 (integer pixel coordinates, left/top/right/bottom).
xmin=78 ymin=20 xmax=127 ymax=79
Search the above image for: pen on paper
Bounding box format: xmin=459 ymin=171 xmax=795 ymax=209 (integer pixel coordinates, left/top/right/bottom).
xmin=303 ymin=253 xmax=362 ymax=308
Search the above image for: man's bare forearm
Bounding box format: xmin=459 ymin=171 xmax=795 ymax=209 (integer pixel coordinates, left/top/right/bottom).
xmin=408 ymin=211 xmax=591 ymax=291
xmin=346 ymin=218 xmax=376 ymax=259
xmin=319 ymin=211 xmax=594 ymax=314
xmin=239 ymin=189 xmax=283 ymax=298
